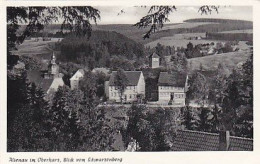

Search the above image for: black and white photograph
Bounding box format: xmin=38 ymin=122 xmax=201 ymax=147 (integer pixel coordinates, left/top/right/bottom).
xmin=6 ymin=5 xmax=253 ymax=154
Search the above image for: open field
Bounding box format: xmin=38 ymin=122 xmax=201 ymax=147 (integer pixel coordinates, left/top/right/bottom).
xmin=14 ymin=39 xmax=60 ymax=60
xmin=188 ymin=50 xmax=251 ymax=71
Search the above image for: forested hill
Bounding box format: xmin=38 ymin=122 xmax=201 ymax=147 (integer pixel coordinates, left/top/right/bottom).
xmin=183 ymin=18 xmax=252 ymax=33
xmin=57 ymin=30 xmax=146 ymax=70
xmin=184 ymin=18 xmax=252 ymax=24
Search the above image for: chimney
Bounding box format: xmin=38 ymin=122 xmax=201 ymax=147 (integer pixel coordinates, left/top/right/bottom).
xmin=218 ymin=131 xmax=230 ymax=151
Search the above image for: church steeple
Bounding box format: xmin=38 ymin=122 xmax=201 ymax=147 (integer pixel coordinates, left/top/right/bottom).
xmin=48 ymin=51 xmax=59 ymax=75
xmin=51 ymin=51 xmax=56 ymax=64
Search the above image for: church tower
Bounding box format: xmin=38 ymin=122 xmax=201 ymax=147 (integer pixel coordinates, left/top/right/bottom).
xmin=49 ymin=52 xmax=59 ymax=75
xmin=149 ymin=52 xmax=160 ymax=68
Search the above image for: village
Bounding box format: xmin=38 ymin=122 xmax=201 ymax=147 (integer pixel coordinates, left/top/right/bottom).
xmin=22 ymin=50 xmax=188 ymax=107
xmin=7 ymin=6 xmax=253 ymax=152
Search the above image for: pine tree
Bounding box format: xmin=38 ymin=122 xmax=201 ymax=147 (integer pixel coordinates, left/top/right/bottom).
xmin=197 ymin=107 xmax=211 ymax=132
xmin=48 ymin=86 xmax=71 ymax=151
xmin=181 ymin=106 xmax=197 ymax=130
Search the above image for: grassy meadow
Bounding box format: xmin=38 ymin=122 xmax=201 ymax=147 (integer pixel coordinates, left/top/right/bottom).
xmin=188 ymin=50 xmax=251 ymax=72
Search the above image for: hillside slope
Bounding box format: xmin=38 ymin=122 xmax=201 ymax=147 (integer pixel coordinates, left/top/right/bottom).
xmin=188 ymin=50 xmax=251 ymax=72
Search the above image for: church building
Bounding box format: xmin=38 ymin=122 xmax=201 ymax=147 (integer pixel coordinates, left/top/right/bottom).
xmin=27 ymin=52 xmax=65 ymax=100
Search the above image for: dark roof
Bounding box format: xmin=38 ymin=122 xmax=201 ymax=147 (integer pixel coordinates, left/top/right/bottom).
xmin=27 ymin=70 xmax=53 ymax=93
xmin=109 ymin=71 xmax=142 ymax=86
xmin=149 ymin=52 xmax=160 ymax=58
xmin=158 ymin=72 xmax=187 ymax=87
xmin=172 ymin=130 xmax=253 ymax=151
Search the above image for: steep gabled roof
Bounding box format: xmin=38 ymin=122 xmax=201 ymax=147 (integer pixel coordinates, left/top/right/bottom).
xmin=70 ymin=69 xmax=84 ymax=81
xmin=158 ymin=72 xmax=187 ymax=87
xmin=47 ymin=77 xmax=65 ymax=94
xmin=109 ymin=71 xmax=142 ymax=86
xmin=27 ymin=70 xmax=53 ymax=93
xmin=172 ymin=130 xmax=253 ymax=151
xmin=149 ymin=52 xmax=160 ymax=58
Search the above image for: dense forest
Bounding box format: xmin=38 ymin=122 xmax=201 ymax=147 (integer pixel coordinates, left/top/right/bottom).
xmin=206 ymin=32 xmax=253 ymax=41
xmin=56 ymin=31 xmax=146 ymax=70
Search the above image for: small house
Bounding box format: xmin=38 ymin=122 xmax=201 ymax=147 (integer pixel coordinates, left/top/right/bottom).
xmin=70 ymin=69 xmax=84 ymax=90
xmin=158 ymin=72 xmax=188 ymax=106
xmin=149 ymin=52 xmax=160 ymax=68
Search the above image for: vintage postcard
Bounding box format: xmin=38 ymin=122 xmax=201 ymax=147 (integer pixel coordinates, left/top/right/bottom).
xmin=0 ymin=0 xmax=259 ymax=163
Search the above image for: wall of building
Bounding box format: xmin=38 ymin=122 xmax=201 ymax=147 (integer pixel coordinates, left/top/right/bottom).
xmin=104 ymin=81 xmax=109 ymax=98
xmin=109 ymin=86 xmax=140 ymax=102
xmin=158 ymin=86 xmax=185 ymax=105
xmin=70 ymin=80 xmax=79 ymax=90
xmin=137 ymin=72 xmax=145 ymax=97
xmin=51 ymin=64 xmax=59 ymax=75
xmin=152 ymin=58 xmax=159 ymax=68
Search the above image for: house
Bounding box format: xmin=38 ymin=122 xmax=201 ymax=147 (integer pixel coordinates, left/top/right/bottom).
xmin=92 ymin=67 xmax=110 ymax=75
xmin=27 ymin=52 xmax=64 ymax=99
xmin=70 ymin=69 xmax=84 ymax=90
xmin=158 ymin=72 xmax=188 ymax=106
xmin=172 ymin=130 xmax=253 ymax=151
xmin=106 ymin=71 xmax=145 ymax=102
xmin=149 ymin=52 xmax=160 ymax=68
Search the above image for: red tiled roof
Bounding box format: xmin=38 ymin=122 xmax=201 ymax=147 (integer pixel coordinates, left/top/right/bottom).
xmin=158 ymin=72 xmax=187 ymax=87
xmin=172 ymin=130 xmax=253 ymax=151
xmin=109 ymin=71 xmax=142 ymax=86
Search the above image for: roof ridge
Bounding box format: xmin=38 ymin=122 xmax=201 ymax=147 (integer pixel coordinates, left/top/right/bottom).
xmin=178 ymin=129 xmax=219 ymax=136
xmin=179 ymin=129 xmax=253 ymax=140
xmin=230 ymin=136 xmax=253 ymax=141
xmin=112 ymin=71 xmax=142 ymax=72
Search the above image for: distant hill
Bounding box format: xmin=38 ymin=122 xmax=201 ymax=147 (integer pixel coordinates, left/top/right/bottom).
xmin=20 ymin=18 xmax=253 ymax=45
xmin=184 ymin=18 xmax=252 ymax=24
xmin=57 ymin=30 xmax=145 ymax=69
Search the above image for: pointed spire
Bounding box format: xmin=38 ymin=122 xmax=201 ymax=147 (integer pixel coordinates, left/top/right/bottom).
xmin=51 ymin=51 xmax=56 ymax=64
xmin=52 ymin=51 xmax=55 ymax=59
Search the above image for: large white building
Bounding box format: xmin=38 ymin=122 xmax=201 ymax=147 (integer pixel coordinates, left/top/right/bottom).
xmin=158 ymin=72 xmax=188 ymax=106
xmin=106 ymin=71 xmax=145 ymax=102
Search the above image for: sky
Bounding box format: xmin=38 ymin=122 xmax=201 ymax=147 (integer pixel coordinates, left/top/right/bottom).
xmin=94 ymin=6 xmax=252 ymax=24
